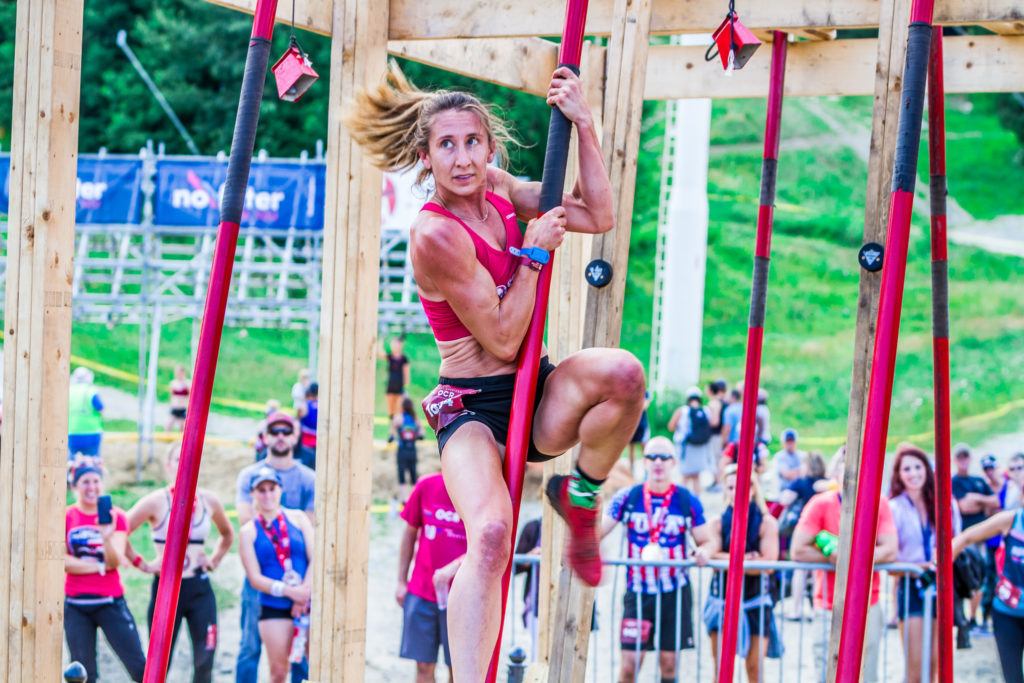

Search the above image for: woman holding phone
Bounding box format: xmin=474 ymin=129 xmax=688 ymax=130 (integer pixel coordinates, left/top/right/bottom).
xmin=64 ymin=466 xmax=147 ymax=682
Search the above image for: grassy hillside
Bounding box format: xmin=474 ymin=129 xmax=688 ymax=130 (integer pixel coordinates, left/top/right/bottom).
xmin=64 ymin=93 xmax=1024 ymax=448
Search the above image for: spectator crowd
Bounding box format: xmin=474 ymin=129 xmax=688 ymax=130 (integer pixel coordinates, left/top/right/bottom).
xmin=64 ymin=363 xmax=1023 ymax=682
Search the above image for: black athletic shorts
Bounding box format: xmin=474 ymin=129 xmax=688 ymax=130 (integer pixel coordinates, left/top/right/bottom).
xmin=259 ymin=605 xmax=293 ymax=621
xmin=434 ymin=357 xmax=557 ymax=463
xmin=621 ymin=584 xmax=695 ymax=652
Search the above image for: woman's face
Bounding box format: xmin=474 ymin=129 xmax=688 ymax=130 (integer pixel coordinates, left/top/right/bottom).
xmin=898 ymin=455 xmax=928 ymax=493
xmin=421 ymin=109 xmax=495 ymax=197
xmin=724 ymin=473 xmax=737 ymax=503
xmin=252 ymin=481 xmax=282 ymax=511
xmin=164 ymin=451 xmax=181 ymax=482
xmin=74 ymin=472 xmax=103 ymax=506
xmin=1009 ymin=458 xmax=1024 ymax=485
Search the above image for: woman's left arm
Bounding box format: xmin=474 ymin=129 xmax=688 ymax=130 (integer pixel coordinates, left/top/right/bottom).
xmin=206 ymin=493 xmax=235 ymax=571
xmin=758 ymin=514 xmax=780 ymax=564
xmin=503 ymin=68 xmax=614 ymax=235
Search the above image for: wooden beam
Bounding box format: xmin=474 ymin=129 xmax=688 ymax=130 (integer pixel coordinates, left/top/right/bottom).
xmin=549 ymin=0 xmax=653 ymax=677
xmin=792 ymin=28 xmax=838 ymax=40
xmin=308 ymin=0 xmax=388 ymax=679
xmin=204 ymin=0 xmax=1024 ymax=41
xmin=644 ymin=34 xmax=1024 ymax=99
xmin=389 ymin=33 xmax=1024 ymax=102
xmin=388 ymin=0 xmax=1024 ymax=39
xmin=205 ymin=0 xmax=332 ymax=35
xmin=827 ymin=0 xmax=908 ymax=679
xmin=536 ymin=42 xmax=603 ymax=673
xmin=980 ymin=20 xmax=1024 ymax=34
xmin=1 ymin=0 xmax=82 ymax=680
xmin=389 ymin=37 xmax=559 ymax=98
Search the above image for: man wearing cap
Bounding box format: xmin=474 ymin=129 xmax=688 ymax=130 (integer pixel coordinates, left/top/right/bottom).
xmin=257 ymin=409 xmax=316 ymax=471
xmin=601 ymin=436 xmax=714 ymax=683
xmin=773 ymin=429 xmax=805 ymax=493
xmin=952 ymin=443 xmax=1001 ymax=641
xmin=235 ymin=411 xmax=316 ymax=683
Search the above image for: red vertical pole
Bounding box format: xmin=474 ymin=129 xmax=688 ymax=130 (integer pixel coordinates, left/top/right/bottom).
xmin=484 ymin=2 xmax=589 ymax=680
xmin=142 ymin=1 xmax=278 ymax=680
xmin=835 ymin=1 xmax=935 ymax=679
xmin=717 ymin=32 xmax=787 ymax=683
xmin=927 ymin=27 xmax=954 ymax=683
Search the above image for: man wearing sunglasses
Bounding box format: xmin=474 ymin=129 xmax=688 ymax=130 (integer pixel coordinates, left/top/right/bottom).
xmin=235 ymin=411 xmax=316 ymax=683
xmin=601 ymin=436 xmax=713 ymax=683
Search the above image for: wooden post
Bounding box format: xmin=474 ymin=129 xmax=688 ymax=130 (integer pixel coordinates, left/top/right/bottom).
xmin=548 ymin=0 xmax=652 ymax=680
xmin=827 ymin=0 xmax=910 ymax=678
xmin=1 ymin=0 xmax=83 ymax=681
xmin=308 ymin=0 xmax=388 ymax=679
xmin=533 ymin=45 xmax=604 ymax=679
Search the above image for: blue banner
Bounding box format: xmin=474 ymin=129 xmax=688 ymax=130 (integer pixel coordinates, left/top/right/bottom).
xmin=153 ymin=159 xmax=325 ymax=229
xmin=0 ymin=154 xmax=143 ymax=225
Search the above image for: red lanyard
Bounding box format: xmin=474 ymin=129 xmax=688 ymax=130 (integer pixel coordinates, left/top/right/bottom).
xmin=259 ymin=513 xmax=293 ymax=572
xmin=643 ymin=483 xmax=675 ymax=548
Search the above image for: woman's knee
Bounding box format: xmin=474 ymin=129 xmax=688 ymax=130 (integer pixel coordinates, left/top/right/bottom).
xmin=599 ymin=350 xmax=646 ymax=404
xmin=469 ymin=517 xmax=512 ymax=574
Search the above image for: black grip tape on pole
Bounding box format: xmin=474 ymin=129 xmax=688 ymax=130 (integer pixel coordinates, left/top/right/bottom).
xmin=930 ymin=173 xmax=947 ymax=218
xmin=759 ymin=158 xmax=778 ymax=207
xmin=891 ymin=23 xmax=932 ymax=194
xmin=537 ymin=64 xmax=581 ymax=215
xmin=931 ymin=259 xmax=949 ymax=339
xmin=748 ymin=255 xmax=771 ymax=328
xmin=221 ymin=37 xmax=272 ymax=225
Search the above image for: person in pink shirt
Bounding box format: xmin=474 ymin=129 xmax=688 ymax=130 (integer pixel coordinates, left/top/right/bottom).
xmin=396 ymin=473 xmax=467 ymax=683
xmin=64 ymin=466 xmax=146 ymax=682
xmin=790 ymin=454 xmax=899 ymax=683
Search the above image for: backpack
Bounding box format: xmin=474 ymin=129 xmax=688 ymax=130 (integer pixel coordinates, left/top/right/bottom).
xmin=953 ymin=544 xmax=986 ymax=598
xmin=686 ymin=407 xmax=712 ymax=445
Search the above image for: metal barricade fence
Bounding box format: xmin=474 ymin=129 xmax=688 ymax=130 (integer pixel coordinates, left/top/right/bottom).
xmin=503 ymin=555 xmax=934 ymax=683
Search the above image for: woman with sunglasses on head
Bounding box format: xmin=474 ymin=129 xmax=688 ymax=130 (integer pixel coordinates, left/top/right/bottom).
xmin=65 ymin=466 xmax=146 ymax=682
xmin=125 ymin=443 xmax=234 ymax=683
xmin=704 ymin=464 xmax=780 ymax=683
xmin=888 ymin=443 xmax=961 ymax=683
xmin=345 ymin=62 xmax=646 ymax=679
xmin=601 ymin=436 xmax=714 ymax=683
xmin=238 ymin=467 xmax=314 ymax=683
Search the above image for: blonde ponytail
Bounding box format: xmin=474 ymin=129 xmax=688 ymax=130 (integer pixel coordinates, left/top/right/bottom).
xmin=343 ymin=61 xmax=516 ymax=186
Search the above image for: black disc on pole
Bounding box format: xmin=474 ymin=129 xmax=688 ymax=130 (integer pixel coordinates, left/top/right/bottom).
xmin=858 ymin=242 xmax=884 ymax=272
xmin=585 ymin=259 xmax=613 ymax=287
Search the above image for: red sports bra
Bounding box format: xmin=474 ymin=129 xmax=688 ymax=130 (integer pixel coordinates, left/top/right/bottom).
xmin=419 ymin=192 xmax=523 ymax=342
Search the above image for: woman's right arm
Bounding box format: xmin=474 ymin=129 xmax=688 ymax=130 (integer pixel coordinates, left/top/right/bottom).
xmin=667 ymin=407 xmax=682 ymax=434
xmin=413 ymin=211 xmax=566 ymax=362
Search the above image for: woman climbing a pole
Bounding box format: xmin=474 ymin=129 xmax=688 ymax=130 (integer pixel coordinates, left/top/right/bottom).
xmin=346 ymin=63 xmax=646 ymax=680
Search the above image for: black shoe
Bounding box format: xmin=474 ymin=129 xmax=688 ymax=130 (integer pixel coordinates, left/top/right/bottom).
xmin=957 ymin=627 xmax=972 ymax=650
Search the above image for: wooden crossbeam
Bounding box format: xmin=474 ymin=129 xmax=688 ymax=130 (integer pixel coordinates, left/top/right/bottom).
xmin=389 ymin=34 xmax=1024 ymax=101
xmin=390 ymin=37 xmax=559 ymax=97
xmin=204 ymin=0 xmax=1024 ymax=40
xmin=980 ymin=20 xmax=1024 ymax=35
xmin=645 ymin=34 xmax=1024 ymax=98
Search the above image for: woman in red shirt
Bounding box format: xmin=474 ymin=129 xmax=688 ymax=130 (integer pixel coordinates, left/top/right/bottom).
xmin=64 ymin=466 xmax=146 ymax=682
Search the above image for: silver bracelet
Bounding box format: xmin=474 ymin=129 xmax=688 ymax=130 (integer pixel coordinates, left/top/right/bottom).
xmin=270 ymin=580 xmax=285 ymax=598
